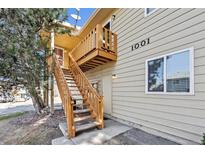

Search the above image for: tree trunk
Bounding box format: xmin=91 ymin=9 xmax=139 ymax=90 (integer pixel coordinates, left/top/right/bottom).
xmin=31 ymin=95 xmax=42 ymax=115
xmin=29 ymin=88 xmax=47 ymax=115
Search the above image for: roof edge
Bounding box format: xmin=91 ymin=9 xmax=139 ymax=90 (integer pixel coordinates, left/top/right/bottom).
xmin=78 ymin=8 xmax=101 ymax=35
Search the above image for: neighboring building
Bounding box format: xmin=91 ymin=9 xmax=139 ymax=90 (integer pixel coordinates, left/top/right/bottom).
xmin=52 ymin=8 xmax=205 ymax=144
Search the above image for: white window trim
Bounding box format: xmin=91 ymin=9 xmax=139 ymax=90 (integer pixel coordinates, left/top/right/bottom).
xmin=55 ymin=46 xmax=64 ymax=67
xmin=145 ymin=47 xmax=194 ymax=95
xmin=144 ymin=8 xmax=158 ymax=17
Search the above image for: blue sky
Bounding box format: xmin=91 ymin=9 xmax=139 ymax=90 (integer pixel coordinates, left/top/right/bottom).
xmin=67 ymin=8 xmax=95 ymax=28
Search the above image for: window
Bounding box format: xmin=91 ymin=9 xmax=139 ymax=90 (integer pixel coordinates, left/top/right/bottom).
xmin=91 ymin=81 xmax=100 ymax=93
xmin=166 ymin=51 xmax=190 ymax=92
xmin=148 ymin=57 xmax=164 ymax=92
xmin=145 ymin=48 xmax=194 ymax=95
xmin=145 ymin=8 xmax=157 ymax=16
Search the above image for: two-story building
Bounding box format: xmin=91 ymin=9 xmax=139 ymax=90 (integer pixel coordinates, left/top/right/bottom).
xmin=51 ymin=8 xmax=205 ymax=144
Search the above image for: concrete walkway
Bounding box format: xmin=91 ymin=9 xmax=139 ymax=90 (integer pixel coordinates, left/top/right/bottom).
xmin=104 ymin=127 xmax=179 ymax=145
xmin=52 ymin=119 xmax=132 ymax=145
xmin=52 ymin=119 xmax=179 ymax=145
xmin=0 ymin=97 xmax=63 ymax=116
xmin=0 ymin=100 xmax=34 ymax=115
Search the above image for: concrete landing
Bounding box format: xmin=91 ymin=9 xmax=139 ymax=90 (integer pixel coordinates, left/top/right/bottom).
xmin=52 ymin=119 xmax=132 ymax=145
xmin=58 ymin=122 xmax=68 ymax=137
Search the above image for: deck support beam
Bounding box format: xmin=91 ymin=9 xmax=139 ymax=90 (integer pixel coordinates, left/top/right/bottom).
xmin=50 ymin=29 xmax=55 ymax=114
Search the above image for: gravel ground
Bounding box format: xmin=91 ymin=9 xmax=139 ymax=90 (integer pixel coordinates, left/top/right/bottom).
xmin=0 ymin=109 xmax=65 ymax=145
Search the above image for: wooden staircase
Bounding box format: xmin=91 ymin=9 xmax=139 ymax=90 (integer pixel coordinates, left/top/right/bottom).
xmin=62 ymin=68 xmax=101 ymax=134
xmin=47 ymin=53 xmax=104 ymax=138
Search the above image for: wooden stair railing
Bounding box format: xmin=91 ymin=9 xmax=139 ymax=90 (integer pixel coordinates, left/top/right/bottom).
xmin=48 ymin=54 xmax=75 ymax=138
xmin=68 ymin=53 xmax=104 ymax=129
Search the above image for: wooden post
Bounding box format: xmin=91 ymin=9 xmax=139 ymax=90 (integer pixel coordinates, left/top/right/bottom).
xmin=97 ymin=96 xmax=104 ymax=129
xmin=46 ymin=73 xmax=49 ymax=106
xmin=50 ymin=73 xmax=54 ymax=114
xmin=50 ymin=29 xmax=55 ymax=114
xmin=96 ymin=24 xmax=103 ymax=49
xmin=66 ymin=99 xmax=75 ymax=138
xmin=109 ymin=31 xmax=112 ymax=51
xmin=114 ymin=33 xmax=117 ymax=56
xmin=43 ymin=76 xmax=49 ymax=106
xmin=104 ymin=29 xmax=108 ymax=49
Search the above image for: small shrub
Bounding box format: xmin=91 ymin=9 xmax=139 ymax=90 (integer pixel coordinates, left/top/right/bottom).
xmin=202 ymin=133 xmax=205 ymax=145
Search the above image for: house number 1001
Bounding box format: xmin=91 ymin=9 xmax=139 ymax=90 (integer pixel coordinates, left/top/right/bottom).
xmin=131 ymin=38 xmax=150 ymax=51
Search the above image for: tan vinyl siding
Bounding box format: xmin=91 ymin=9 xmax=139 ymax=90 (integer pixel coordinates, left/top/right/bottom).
xmin=85 ymin=62 xmax=115 ymax=96
xmin=85 ymin=8 xmax=205 ymax=144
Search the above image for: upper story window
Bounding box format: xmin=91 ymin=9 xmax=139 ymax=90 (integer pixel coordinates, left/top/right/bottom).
xmin=145 ymin=8 xmax=158 ymax=16
xmin=145 ymin=48 xmax=194 ymax=95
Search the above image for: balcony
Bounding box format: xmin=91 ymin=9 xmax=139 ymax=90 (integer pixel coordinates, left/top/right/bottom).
xmin=70 ymin=24 xmax=117 ymax=72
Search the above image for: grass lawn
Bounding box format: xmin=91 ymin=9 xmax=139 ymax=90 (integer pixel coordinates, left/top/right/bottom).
xmin=0 ymin=112 xmax=26 ymax=121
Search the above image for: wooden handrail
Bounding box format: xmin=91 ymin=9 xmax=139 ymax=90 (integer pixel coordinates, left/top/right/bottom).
xmin=48 ymin=54 xmax=75 ymax=138
xmin=68 ymin=53 xmax=104 ymax=128
xmin=71 ymin=24 xmax=117 ymax=62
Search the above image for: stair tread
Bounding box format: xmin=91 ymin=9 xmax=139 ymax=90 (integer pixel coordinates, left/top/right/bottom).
xmin=65 ymin=76 xmax=74 ymax=79
xmin=69 ymin=86 xmax=78 ymax=89
xmin=70 ymin=89 xmax=80 ymax=91
xmin=74 ymin=109 xmax=90 ymax=114
xmin=65 ymin=78 xmax=73 ymax=80
xmin=63 ymin=72 xmax=71 ymax=75
xmin=71 ymin=93 xmax=81 ymax=96
xmin=75 ymin=122 xmax=100 ymax=132
xmin=68 ymin=84 xmax=77 ymax=87
xmin=71 ymin=91 xmax=81 ymax=95
xmin=66 ymin=79 xmax=74 ymax=82
xmin=64 ymin=75 xmax=72 ymax=77
xmin=72 ymin=96 xmax=83 ymax=100
xmin=68 ymin=83 xmax=77 ymax=85
xmin=74 ymin=115 xmax=92 ymax=122
xmin=70 ymin=90 xmax=81 ymax=93
xmin=66 ymin=80 xmax=75 ymax=83
xmin=73 ymin=103 xmax=89 ymax=107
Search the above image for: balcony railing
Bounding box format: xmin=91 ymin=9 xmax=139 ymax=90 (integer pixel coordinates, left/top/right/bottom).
xmin=70 ymin=24 xmax=117 ymax=71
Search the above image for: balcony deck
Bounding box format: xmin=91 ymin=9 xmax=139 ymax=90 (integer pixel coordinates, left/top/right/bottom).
xmin=70 ymin=24 xmax=117 ymax=72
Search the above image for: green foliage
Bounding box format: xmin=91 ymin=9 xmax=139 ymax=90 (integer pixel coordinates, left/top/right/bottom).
xmin=0 ymin=9 xmax=71 ymax=111
xmin=202 ymin=133 xmax=205 ymax=145
xmin=0 ymin=112 xmax=25 ymax=121
xmin=0 ymin=9 xmax=69 ymax=90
